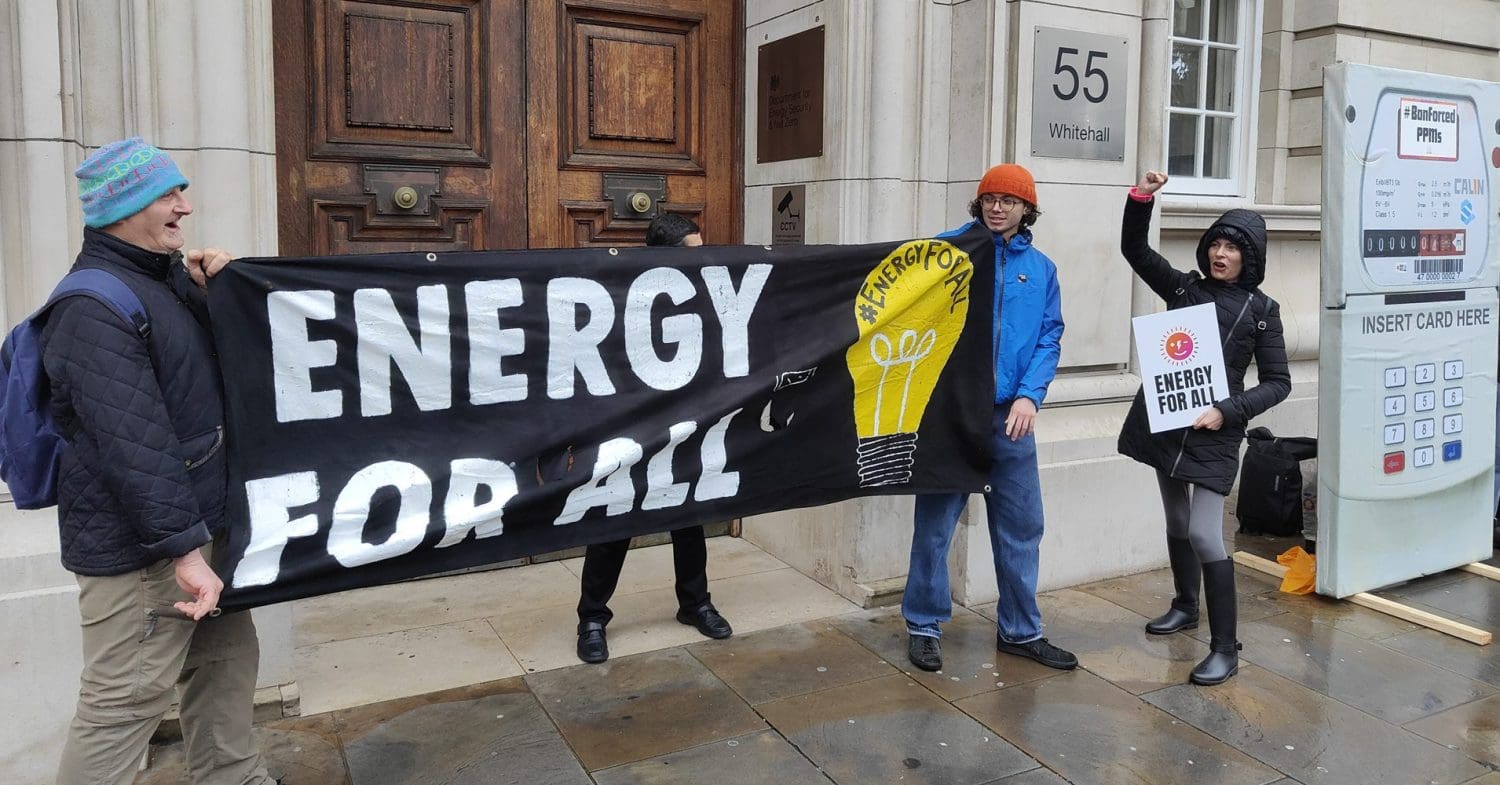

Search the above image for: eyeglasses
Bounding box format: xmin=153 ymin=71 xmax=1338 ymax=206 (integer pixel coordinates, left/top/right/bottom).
xmin=979 ymin=194 xmax=1023 ymax=210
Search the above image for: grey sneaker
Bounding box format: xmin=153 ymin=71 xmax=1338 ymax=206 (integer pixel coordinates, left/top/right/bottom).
xmin=907 ymin=634 xmax=942 ymax=671
xmin=995 ymin=637 xmax=1077 ymax=670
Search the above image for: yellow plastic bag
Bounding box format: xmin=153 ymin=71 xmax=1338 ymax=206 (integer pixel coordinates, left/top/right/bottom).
xmin=1277 ymin=546 xmax=1316 ymax=595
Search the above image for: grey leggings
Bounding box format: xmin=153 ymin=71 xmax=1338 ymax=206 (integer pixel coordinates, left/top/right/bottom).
xmin=1156 ymin=471 xmax=1228 ymax=562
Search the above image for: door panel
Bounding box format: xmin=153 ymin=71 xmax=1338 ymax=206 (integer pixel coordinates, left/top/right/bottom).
xmin=526 ymin=0 xmax=740 ymax=247
xmin=274 ymin=0 xmax=527 ymax=254
xmin=276 ymin=0 xmax=740 ymax=254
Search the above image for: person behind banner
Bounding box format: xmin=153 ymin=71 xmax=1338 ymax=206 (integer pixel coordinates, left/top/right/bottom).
xmin=43 ymin=138 xmax=277 ymax=784
xmin=902 ymin=164 xmax=1076 ymax=673
xmin=573 ymin=213 xmax=732 ymax=665
xmin=1117 ymin=170 xmax=1291 ymax=686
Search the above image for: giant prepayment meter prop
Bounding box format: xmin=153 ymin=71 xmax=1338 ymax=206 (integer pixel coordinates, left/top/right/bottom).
xmin=1319 ymin=63 xmax=1500 ymax=597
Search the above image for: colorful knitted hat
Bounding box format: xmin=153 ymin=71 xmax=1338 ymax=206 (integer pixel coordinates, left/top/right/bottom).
xmin=75 ymin=138 xmax=189 ymax=228
xmin=976 ymin=163 xmax=1038 ymax=208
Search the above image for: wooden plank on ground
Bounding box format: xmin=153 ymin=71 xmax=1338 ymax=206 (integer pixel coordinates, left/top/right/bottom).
xmin=1231 ymin=551 xmax=1492 ymax=646
xmin=1460 ymin=562 xmax=1500 ymax=581
xmin=1232 ymin=551 xmax=1286 ymax=578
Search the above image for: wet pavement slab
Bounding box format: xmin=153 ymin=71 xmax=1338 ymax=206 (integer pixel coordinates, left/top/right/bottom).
xmin=1031 ymin=589 xmax=1211 ymax=695
xmin=137 ymin=559 xmax=1500 ymax=785
xmin=138 ymin=724 xmax=349 ymax=785
xmin=758 ymin=673 xmax=1040 ymax=784
xmin=955 ymin=669 xmax=1281 ymax=785
xmin=1403 ymin=691 xmax=1500 ymax=769
xmin=1234 ymin=612 xmax=1495 ymax=725
xmin=341 ymin=691 xmax=592 ymax=785
xmin=832 ymin=605 xmax=1059 ymax=702
xmin=524 ymin=647 xmax=766 ymax=771
xmin=1145 ymin=663 xmax=1489 ymax=785
xmin=685 ymin=619 xmax=896 ymax=705
xmin=590 ymin=729 xmax=829 ymax=785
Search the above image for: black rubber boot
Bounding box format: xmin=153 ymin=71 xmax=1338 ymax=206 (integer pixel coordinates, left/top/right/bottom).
xmin=1146 ymin=536 xmax=1200 ymax=635
xmin=1190 ymin=558 xmax=1241 ymax=685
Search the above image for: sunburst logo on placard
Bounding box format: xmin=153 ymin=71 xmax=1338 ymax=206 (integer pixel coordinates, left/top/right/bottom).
xmin=1161 ymin=329 xmax=1197 ymax=365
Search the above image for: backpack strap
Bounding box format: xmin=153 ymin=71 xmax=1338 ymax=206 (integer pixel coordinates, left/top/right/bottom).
xmin=1251 ymin=291 xmax=1271 ymax=332
xmin=43 ymin=269 xmax=150 ymax=339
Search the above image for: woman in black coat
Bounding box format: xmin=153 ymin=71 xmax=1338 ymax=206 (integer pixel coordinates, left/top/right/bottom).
xmin=1118 ymin=171 xmax=1292 ymax=685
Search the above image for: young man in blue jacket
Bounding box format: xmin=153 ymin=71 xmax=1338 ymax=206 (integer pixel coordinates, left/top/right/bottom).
xmin=902 ymin=164 xmax=1075 ymax=673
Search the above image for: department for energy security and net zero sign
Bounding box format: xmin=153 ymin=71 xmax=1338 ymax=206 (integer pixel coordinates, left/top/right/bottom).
xmin=1031 ymin=26 xmax=1128 ymax=161
xmin=1132 ymin=303 xmax=1229 ymax=432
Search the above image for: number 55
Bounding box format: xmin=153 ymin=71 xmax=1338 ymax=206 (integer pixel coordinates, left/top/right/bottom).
xmin=1052 ymin=48 xmax=1109 ymax=104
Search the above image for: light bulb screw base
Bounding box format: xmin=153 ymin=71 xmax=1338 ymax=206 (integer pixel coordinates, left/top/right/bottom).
xmin=856 ymin=432 xmax=918 ymax=487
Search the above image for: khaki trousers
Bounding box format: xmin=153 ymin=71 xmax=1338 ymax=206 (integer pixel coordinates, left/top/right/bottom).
xmin=55 ymin=551 xmax=273 ymax=785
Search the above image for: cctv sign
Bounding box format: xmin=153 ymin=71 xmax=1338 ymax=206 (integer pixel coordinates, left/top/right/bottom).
xmin=1398 ymin=97 xmax=1459 ymax=161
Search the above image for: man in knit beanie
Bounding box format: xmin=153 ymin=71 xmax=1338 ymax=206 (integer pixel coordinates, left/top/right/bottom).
xmin=901 ymin=163 xmax=1076 ymax=674
xmin=46 ymin=138 xmax=277 ymax=784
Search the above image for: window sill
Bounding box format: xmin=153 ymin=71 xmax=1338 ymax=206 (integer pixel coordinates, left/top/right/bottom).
xmin=1158 ymin=195 xmax=1321 ymax=233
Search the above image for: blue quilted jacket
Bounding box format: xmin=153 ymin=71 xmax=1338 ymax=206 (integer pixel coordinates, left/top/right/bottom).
xmin=40 ymin=229 xmax=226 ymax=576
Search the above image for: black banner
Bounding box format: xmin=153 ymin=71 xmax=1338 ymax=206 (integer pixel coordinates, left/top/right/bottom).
xmin=210 ymin=227 xmax=995 ymax=608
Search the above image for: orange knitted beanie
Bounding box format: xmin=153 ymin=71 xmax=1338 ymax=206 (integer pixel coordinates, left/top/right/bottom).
xmin=976 ymin=163 xmax=1038 ymax=207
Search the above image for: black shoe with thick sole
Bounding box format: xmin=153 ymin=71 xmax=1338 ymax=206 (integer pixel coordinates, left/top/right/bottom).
xmin=907 ymin=634 xmax=942 ymax=671
xmin=577 ymin=621 xmax=608 ymax=664
xmin=1190 ymin=644 xmax=1242 ymax=685
xmin=1145 ymin=606 xmax=1199 ymax=635
xmin=676 ymin=605 xmax=733 ymax=639
xmin=995 ymin=637 xmax=1078 ymax=670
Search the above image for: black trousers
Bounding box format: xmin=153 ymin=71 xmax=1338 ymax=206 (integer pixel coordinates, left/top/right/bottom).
xmin=577 ymin=526 xmax=710 ymax=627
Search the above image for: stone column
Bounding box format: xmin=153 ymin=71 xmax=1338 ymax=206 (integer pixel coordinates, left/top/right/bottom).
xmin=741 ymin=0 xmax=1001 ymax=605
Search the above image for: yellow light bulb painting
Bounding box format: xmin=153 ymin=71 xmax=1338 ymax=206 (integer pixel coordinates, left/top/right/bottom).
xmin=847 ymin=239 xmax=973 ymax=486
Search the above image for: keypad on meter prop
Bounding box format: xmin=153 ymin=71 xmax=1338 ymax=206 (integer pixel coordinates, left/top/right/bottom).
xmin=1378 ymin=358 xmax=1465 ymax=474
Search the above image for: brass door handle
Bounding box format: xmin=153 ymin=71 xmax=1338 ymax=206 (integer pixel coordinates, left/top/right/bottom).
xmin=628 ymin=191 xmax=652 ymax=213
xmin=393 ymin=186 xmax=419 ymax=210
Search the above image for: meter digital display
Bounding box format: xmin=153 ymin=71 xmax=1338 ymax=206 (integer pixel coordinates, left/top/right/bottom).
xmin=1359 ymin=92 xmax=1490 ymax=287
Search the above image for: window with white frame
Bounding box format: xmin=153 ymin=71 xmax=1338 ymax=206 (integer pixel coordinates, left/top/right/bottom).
xmin=1166 ymin=0 xmax=1259 ymax=195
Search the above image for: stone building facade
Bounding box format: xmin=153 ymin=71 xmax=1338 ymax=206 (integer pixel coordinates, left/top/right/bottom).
xmin=2 ymin=0 xmax=1497 ymax=780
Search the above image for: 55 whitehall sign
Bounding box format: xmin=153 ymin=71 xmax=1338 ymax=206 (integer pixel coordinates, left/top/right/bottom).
xmin=1031 ymin=27 xmax=1128 ymax=161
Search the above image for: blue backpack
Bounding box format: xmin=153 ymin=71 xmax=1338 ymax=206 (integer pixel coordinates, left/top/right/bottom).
xmin=0 ymin=269 xmax=149 ymax=509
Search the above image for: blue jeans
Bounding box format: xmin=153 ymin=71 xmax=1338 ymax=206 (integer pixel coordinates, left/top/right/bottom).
xmin=903 ymin=403 xmax=1044 ymax=644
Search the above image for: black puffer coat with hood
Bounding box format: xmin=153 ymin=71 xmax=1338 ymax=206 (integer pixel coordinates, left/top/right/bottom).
xmin=1116 ymin=194 xmax=1292 ymax=495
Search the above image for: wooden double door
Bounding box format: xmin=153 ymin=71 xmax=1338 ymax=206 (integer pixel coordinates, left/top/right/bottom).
xmin=273 ymin=0 xmax=741 ymax=254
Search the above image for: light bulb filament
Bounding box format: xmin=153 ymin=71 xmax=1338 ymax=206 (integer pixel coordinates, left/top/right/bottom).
xmin=867 ymin=328 xmax=938 ymax=435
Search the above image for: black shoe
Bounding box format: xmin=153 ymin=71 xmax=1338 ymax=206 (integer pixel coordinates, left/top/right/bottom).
xmin=577 ymin=621 xmax=608 ymax=663
xmin=1303 ymin=538 xmax=1317 ymax=555
xmin=1145 ymin=606 xmax=1198 ymax=635
xmin=907 ymin=634 xmax=942 ymax=671
xmin=995 ymin=637 xmax=1078 ymax=670
xmin=1190 ymin=643 xmax=1242 ymax=685
xmin=676 ymin=605 xmax=733 ymax=639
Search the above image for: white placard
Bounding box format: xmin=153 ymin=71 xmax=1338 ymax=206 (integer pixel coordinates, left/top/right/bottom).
xmin=1132 ymin=303 xmax=1231 ymax=433
xmin=1397 ymin=97 xmax=1459 ymax=161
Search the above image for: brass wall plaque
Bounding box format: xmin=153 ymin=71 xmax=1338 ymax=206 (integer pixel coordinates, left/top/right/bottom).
xmin=757 ymin=27 xmax=824 ymax=163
